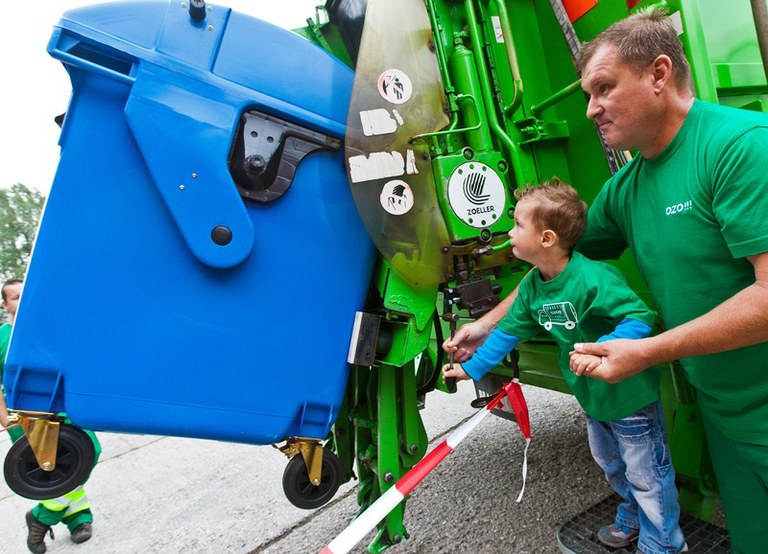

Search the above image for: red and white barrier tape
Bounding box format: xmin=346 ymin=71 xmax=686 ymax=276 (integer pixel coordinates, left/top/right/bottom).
xmin=320 ymin=382 xmax=515 ymax=554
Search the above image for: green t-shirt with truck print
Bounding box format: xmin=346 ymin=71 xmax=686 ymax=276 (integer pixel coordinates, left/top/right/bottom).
xmin=498 ymin=251 xmax=658 ymax=421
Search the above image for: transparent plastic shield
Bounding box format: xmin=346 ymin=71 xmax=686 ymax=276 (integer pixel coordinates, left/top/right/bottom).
xmin=345 ymin=0 xmax=450 ymax=286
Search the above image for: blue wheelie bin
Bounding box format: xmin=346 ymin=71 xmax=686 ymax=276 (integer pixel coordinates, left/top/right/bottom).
xmin=3 ymin=0 xmax=374 ymax=463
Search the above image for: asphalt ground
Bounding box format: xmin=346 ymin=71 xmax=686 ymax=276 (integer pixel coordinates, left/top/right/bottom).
xmin=0 ymin=382 xmax=615 ymax=553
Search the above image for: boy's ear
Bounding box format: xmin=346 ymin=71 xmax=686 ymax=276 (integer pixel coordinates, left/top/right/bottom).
xmin=541 ymin=229 xmax=557 ymax=248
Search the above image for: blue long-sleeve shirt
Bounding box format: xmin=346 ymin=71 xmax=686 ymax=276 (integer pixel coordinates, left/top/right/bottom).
xmin=462 ymin=317 xmax=651 ymax=382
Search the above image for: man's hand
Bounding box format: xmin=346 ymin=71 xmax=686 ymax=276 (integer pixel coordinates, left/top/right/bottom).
xmin=442 ymin=320 xmax=493 ymax=363
xmin=442 ymin=362 xmax=471 ymax=383
xmin=570 ymin=338 xmax=652 ymax=383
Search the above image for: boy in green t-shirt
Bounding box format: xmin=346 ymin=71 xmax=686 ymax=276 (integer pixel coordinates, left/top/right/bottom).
xmin=443 ymin=180 xmax=685 ymax=553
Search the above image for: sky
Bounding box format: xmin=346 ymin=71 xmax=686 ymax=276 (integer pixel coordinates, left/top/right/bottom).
xmin=1 ymin=0 xmax=322 ymax=195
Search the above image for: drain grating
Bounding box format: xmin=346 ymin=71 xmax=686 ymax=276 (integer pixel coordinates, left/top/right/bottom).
xmin=557 ymin=494 xmax=730 ymax=553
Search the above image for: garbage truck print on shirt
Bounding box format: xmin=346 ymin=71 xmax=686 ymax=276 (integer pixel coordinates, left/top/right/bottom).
xmin=538 ymin=301 xmax=579 ymax=330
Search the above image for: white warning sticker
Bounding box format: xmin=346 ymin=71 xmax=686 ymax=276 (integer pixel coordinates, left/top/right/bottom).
xmin=380 ymin=179 xmax=414 ymax=215
xmin=377 ymin=69 xmax=413 ymax=105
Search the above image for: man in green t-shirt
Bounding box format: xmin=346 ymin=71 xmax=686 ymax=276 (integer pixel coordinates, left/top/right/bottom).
xmin=444 ymin=181 xmax=684 ymax=553
xmin=446 ymin=9 xmax=768 ymax=553
xmin=1 ymin=279 xmax=97 ymax=553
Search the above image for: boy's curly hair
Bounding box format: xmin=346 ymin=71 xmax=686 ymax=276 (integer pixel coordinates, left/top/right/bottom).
xmin=514 ymin=178 xmax=587 ymax=251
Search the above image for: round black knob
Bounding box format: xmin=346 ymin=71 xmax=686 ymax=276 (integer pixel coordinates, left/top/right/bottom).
xmin=211 ymin=226 xmax=232 ymax=245
xmin=189 ymin=0 xmax=206 ymax=22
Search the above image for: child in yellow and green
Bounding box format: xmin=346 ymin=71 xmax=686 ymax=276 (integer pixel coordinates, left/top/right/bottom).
xmin=1 ymin=278 xmax=101 ymax=554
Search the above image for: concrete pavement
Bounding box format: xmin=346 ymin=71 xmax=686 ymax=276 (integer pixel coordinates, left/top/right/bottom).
xmin=0 ymin=382 xmax=609 ymax=553
xmin=0 ymin=382 xmax=481 ymax=553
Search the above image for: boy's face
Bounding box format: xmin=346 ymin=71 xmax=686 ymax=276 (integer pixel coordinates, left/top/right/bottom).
xmin=1 ymin=282 xmax=22 ymax=321
xmin=508 ymin=200 xmax=543 ymax=264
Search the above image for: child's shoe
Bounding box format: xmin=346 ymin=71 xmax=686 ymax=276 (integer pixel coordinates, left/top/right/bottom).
xmin=25 ymin=510 xmax=54 ymax=554
xmin=597 ymin=523 xmax=639 ymax=548
xmin=70 ymin=522 xmax=92 ymax=544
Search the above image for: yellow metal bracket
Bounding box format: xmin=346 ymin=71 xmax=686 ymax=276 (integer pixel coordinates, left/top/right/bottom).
xmin=8 ymin=411 xmax=61 ymax=472
xmin=276 ymin=438 xmax=324 ymax=486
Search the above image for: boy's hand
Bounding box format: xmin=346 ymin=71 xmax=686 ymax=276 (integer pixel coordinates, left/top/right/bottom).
xmin=569 ymin=352 xmax=602 ymax=376
xmin=442 ymin=320 xmax=493 ymax=363
xmin=442 ymin=362 xmax=471 ymax=383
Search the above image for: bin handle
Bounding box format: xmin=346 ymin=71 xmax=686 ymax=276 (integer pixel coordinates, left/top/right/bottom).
xmin=124 ymin=64 xmax=255 ymax=269
xmin=47 ymin=29 xmax=136 ymax=86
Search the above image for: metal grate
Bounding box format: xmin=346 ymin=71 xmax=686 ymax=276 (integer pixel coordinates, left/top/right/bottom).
xmin=557 ymin=494 xmax=731 ymax=553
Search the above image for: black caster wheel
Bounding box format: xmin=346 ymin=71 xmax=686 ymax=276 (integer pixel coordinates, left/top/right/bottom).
xmin=282 ymin=448 xmax=343 ymax=509
xmin=4 ymin=425 xmax=96 ymax=500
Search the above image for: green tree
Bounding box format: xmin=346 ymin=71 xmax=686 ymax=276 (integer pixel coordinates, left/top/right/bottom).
xmin=0 ymin=183 xmax=46 ymax=283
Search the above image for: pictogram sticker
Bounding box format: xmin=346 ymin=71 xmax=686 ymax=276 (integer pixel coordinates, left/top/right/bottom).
xmin=377 ymin=69 xmax=413 ymax=105
xmin=380 ymin=179 xmax=414 ymax=215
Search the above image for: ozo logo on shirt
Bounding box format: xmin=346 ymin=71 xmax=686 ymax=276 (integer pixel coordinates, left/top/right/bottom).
xmin=665 ymin=200 xmax=693 ymax=216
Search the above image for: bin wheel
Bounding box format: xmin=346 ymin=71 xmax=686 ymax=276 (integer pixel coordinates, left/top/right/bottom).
xmin=282 ymin=448 xmax=342 ymax=509
xmin=4 ymin=425 xmax=96 ymax=500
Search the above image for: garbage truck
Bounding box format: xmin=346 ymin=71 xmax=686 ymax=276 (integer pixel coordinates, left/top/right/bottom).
xmin=3 ymin=0 xmax=766 ymax=551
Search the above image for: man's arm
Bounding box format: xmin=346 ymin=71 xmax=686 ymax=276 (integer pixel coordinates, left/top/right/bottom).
xmin=573 ymin=252 xmax=768 ymax=383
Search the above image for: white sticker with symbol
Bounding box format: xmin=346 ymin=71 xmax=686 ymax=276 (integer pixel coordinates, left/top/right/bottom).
xmin=380 ymin=179 xmax=414 ymax=215
xmin=377 ymin=69 xmax=413 ymax=105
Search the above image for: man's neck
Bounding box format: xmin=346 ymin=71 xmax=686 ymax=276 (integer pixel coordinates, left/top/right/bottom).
xmin=640 ymin=94 xmax=695 ymax=159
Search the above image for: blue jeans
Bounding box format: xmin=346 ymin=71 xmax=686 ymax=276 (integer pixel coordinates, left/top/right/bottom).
xmin=586 ymin=401 xmax=685 ymax=554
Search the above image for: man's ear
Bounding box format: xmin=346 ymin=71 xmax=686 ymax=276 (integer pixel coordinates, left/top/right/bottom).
xmin=541 ymin=229 xmax=557 ymax=248
xmin=650 ymin=54 xmax=673 ymax=94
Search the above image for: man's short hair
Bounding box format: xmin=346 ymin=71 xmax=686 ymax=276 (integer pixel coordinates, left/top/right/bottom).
xmin=576 ymin=8 xmax=693 ymax=92
xmin=514 ymin=178 xmax=587 ymax=251
xmin=1 ymin=279 xmax=23 ymax=301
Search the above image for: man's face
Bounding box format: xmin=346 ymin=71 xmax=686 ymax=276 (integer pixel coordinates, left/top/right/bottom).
xmin=581 ymin=45 xmax=657 ymax=152
xmin=1 ymin=283 xmax=22 ymax=321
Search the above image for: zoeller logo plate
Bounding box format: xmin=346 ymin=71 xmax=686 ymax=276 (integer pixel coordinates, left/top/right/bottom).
xmin=447 ymin=162 xmax=506 ymax=229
